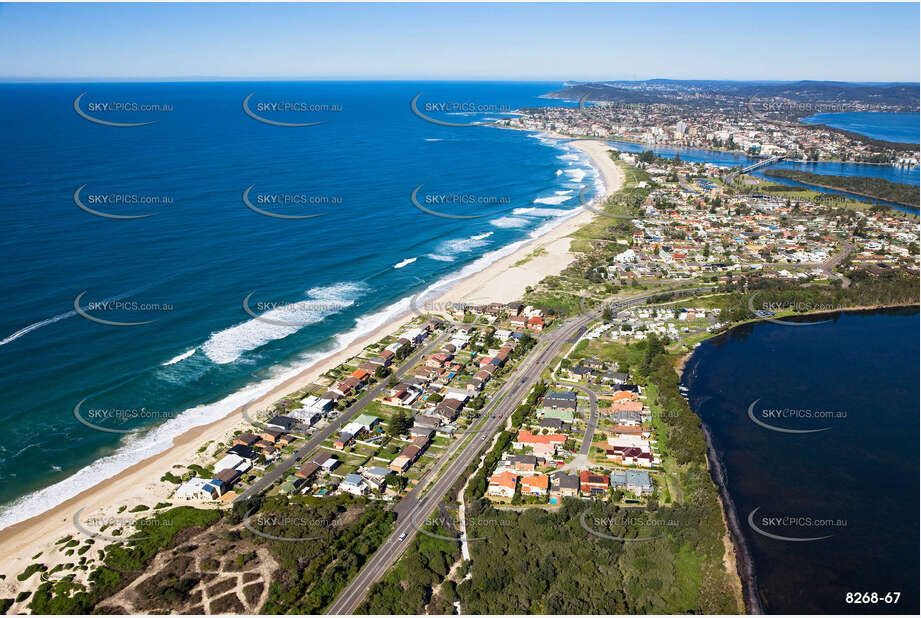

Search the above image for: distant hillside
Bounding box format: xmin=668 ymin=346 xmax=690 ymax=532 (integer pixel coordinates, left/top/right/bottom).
xmin=546 ymin=80 xmax=919 ymax=110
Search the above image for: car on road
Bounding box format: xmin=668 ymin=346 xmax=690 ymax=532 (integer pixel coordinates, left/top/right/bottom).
xmin=481 ymin=435 xmax=487 ymax=441
xmin=520 ymin=377 xmax=527 ymax=383
xmin=398 ymin=532 xmax=407 ymax=541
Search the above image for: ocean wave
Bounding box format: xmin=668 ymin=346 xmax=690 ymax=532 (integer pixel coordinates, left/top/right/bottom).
xmin=427 ymin=254 xmax=455 ymax=262
xmin=436 ymin=231 xmax=493 ymax=257
xmin=163 ymin=348 xmax=196 ymax=366
xmin=533 ymin=194 xmax=573 ymax=206
xmin=490 ymin=216 xmax=529 ymax=229
xmin=515 ymin=208 xmax=571 ymax=217
xmin=564 ymin=168 xmax=589 ymax=182
xmin=393 ymin=257 xmax=418 ymax=269
xmin=555 ymin=169 xmax=563 ymax=176
xmin=0 ymin=362 xmax=309 ymax=532
xmin=423 ymin=138 xmax=442 ymax=142
xmin=557 ymin=153 xmax=579 ymax=161
xmin=0 ymin=287 xmax=152 ymax=348
xmin=200 ymin=282 xmax=367 ymax=364
xmin=555 ymin=189 xmax=574 ymax=196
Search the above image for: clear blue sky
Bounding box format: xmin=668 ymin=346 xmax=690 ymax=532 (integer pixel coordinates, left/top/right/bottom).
xmin=1 ymin=2 xmax=918 ymax=82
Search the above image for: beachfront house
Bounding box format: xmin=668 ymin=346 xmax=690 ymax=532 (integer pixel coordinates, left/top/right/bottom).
xmin=174 ymin=477 xmax=220 ymax=501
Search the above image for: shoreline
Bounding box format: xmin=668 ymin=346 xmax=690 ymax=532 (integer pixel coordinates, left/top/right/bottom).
xmin=678 ymin=301 xmax=920 ymax=616
xmin=760 ymin=171 xmax=920 ymax=208
xmin=0 ymin=137 xmax=624 ymax=587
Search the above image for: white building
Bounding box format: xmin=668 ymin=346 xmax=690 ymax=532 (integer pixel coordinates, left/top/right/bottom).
xmin=174 ymin=477 xmax=220 ymax=501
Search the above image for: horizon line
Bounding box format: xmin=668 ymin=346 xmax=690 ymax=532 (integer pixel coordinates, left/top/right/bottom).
xmin=1 ymin=77 xmax=919 ymax=85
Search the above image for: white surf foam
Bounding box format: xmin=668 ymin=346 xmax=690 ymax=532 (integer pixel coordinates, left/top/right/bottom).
xmin=533 ymin=194 xmax=573 ymax=206
xmin=516 ymin=208 xmax=571 ymax=217
xmin=490 ymin=216 xmax=529 ymax=229
xmin=200 ymin=282 xmax=367 ymax=364
xmin=564 ymin=168 xmax=588 ymax=183
xmin=163 ymin=348 xmax=196 ymax=366
xmin=393 ymin=257 xmax=417 ymax=269
xmin=0 ymin=130 xmax=609 ymax=534
xmin=436 ymin=231 xmax=493 ymax=257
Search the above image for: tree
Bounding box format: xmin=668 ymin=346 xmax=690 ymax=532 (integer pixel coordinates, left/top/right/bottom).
xmin=388 ymin=411 xmax=412 ymax=437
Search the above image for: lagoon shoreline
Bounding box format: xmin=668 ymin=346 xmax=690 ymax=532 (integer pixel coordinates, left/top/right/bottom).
xmin=679 ymin=303 xmax=920 ymax=616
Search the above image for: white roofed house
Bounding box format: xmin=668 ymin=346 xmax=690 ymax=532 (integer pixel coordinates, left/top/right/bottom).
xmin=339 ymin=473 xmax=369 ymax=496
xmin=174 ymin=477 xmax=220 ymax=501
xmin=213 ymin=453 xmax=252 ymax=474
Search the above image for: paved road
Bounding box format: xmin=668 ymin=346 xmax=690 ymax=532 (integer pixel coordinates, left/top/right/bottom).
xmin=326 ymin=311 xmax=598 ymax=614
xmin=571 ymin=384 xmax=599 ymax=456
xmin=233 ymin=330 xmax=452 ymax=503
xmin=822 ymin=239 xmax=855 ymax=288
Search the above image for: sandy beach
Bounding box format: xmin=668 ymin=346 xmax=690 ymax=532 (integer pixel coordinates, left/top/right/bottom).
xmin=0 ymin=139 xmax=623 ymax=594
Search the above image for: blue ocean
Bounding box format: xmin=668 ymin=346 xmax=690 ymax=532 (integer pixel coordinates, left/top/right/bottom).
xmin=0 ymin=82 xmax=601 ymax=527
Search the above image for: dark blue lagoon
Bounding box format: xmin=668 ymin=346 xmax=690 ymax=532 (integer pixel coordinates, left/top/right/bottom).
xmin=682 ymin=308 xmax=920 ymax=614
xmin=800 ymin=112 xmax=920 ymax=144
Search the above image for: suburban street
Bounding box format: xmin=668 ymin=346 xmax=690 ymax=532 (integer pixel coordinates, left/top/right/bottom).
xmin=326 ymin=308 xmax=599 ymax=614
xmin=572 ymin=384 xmax=599 ymax=456
xmin=233 ymin=329 xmax=453 ymax=503
xmin=326 ymin=285 xmax=713 ymax=614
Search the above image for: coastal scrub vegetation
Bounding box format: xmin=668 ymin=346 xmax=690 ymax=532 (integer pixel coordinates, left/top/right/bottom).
xmin=231 ymin=496 xmax=395 ymax=613
xmin=27 ymin=507 xmax=220 ymax=614
xmin=452 ymin=337 xmax=738 ymax=614
xmin=355 ymin=511 xmax=462 ymax=614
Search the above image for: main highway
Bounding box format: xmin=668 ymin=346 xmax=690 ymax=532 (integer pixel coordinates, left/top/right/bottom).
xmin=326 ymin=303 xmax=604 ymax=614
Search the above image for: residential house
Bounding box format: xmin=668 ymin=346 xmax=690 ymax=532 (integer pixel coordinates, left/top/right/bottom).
xmin=521 ymin=474 xmax=550 ymax=496
xmin=539 ymin=407 xmax=575 ymax=424
xmin=543 ymin=391 xmax=577 ymax=411
xmin=549 ymin=473 xmax=580 ymax=504
xmin=389 ymin=435 xmax=430 ymax=473
xmin=295 ymin=461 xmax=320 ymax=480
xmin=514 ymin=430 xmax=566 ymax=458
xmin=174 ymin=477 xmax=220 ymax=501
xmin=339 ymin=473 xmax=369 ymax=496
xmin=266 ymin=415 xmax=298 ymax=432
xmin=507 ymin=454 xmax=539 ymax=472
xmin=234 ymin=432 xmax=260 ymax=447
xmin=260 ymin=428 xmax=285 ymax=444
xmin=434 ymin=398 xmax=465 ymax=423
xmin=334 ymin=431 xmax=354 ymax=449
xmin=488 ymin=471 xmax=518 ymax=498
xmin=579 ymin=470 xmax=610 ymax=497
xmin=210 ymin=468 xmax=241 ymax=496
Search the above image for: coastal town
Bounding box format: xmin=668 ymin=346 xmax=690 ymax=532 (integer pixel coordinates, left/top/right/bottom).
xmin=2 ymin=77 xmax=918 ymax=617
xmin=2 ymin=127 xmax=917 ymax=614
xmin=509 ymin=89 xmax=920 ymax=167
